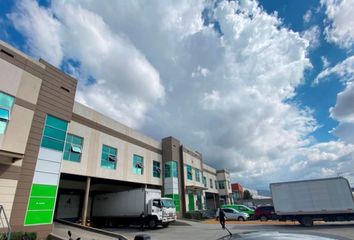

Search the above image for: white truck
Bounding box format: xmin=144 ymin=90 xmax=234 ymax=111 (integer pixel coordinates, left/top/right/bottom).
xmin=91 ymin=188 xmax=177 ymax=229
xmin=270 ymin=177 xmax=354 ymax=226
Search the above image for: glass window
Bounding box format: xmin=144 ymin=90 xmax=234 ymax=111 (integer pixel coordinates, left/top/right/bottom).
xmin=101 ymin=145 xmax=117 ymax=169
xmin=63 ymin=134 xmax=83 ymax=163
xmin=215 ymin=180 xmax=218 ymax=189
xmin=210 ymin=179 xmax=213 ymax=188
xmin=41 ymin=115 xmax=68 ymax=151
xmin=165 ymin=162 xmax=171 ymax=178
xmin=195 ymin=168 xmax=200 ymax=182
xmin=0 ymin=92 xmax=15 ymax=134
xmin=165 ymin=161 xmax=178 ymax=178
xmin=228 ymin=181 xmax=231 ymax=189
xmin=172 ymin=161 xmax=178 ymax=178
xmin=203 ymin=176 xmax=207 ymax=187
xmin=219 ymin=181 xmax=225 ymax=189
xmin=153 ymin=161 xmax=161 ymax=178
xmin=186 ymin=165 xmax=192 ymax=180
xmin=0 ymin=108 xmax=9 ymax=121
xmin=133 ymin=154 xmax=144 ymax=175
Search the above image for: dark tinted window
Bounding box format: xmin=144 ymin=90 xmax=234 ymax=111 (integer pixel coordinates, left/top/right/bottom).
xmin=223 ymin=208 xmax=233 ymax=213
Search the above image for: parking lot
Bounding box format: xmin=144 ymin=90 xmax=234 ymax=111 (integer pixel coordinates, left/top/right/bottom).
xmin=53 ymin=220 xmax=354 ymax=240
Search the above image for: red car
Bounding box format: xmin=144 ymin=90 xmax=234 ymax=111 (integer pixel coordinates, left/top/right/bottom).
xmin=253 ymin=205 xmax=276 ymax=221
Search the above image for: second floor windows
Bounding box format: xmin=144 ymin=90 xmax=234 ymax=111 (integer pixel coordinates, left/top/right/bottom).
xmin=219 ymin=180 xmax=225 ymax=189
xmin=165 ymin=161 xmax=178 ymax=178
xmin=186 ymin=165 xmax=193 ymax=180
xmin=63 ymin=134 xmax=83 ymax=162
xmin=153 ymin=161 xmax=161 ymax=178
xmin=133 ymin=154 xmax=144 ymax=175
xmin=0 ymin=92 xmax=14 ymax=134
xmin=195 ymin=168 xmax=200 ymax=182
xmin=101 ymin=145 xmax=117 ymax=170
xmin=210 ymin=179 xmax=213 ymax=188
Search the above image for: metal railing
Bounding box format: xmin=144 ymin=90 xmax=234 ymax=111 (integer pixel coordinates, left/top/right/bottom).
xmin=0 ymin=205 xmax=11 ymax=240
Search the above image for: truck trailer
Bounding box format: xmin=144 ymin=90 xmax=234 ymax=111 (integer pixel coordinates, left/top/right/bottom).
xmin=270 ymin=177 xmax=354 ymax=226
xmin=91 ymin=188 xmax=176 ymax=228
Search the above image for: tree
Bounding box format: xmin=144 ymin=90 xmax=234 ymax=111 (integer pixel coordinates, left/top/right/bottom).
xmin=243 ymin=190 xmax=253 ymax=200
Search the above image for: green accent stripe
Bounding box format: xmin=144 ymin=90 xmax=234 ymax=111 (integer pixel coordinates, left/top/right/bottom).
xmin=31 ymin=184 xmax=57 ymax=197
xmin=25 ymin=210 xmax=53 ymax=225
xmin=28 ymin=197 xmax=55 ymax=210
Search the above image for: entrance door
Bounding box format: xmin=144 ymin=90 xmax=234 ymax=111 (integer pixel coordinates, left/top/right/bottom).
xmin=188 ymin=191 xmax=195 ymax=211
xmin=196 ymin=192 xmax=202 ymax=210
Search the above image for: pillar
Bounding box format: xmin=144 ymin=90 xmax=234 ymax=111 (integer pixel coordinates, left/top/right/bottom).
xmin=81 ymin=176 xmax=91 ymax=225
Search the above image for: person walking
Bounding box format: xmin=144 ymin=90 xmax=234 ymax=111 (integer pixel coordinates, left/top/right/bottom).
xmin=139 ymin=211 xmax=145 ymax=231
xmin=219 ymin=208 xmax=226 ymax=229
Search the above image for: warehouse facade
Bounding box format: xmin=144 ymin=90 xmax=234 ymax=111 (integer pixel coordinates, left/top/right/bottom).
xmin=0 ymin=41 xmax=232 ymax=238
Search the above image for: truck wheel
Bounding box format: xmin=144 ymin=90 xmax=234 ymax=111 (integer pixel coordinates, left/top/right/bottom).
xmin=238 ymin=217 xmax=245 ymax=221
xmin=260 ymin=215 xmax=268 ymax=221
xmin=148 ymin=218 xmax=157 ymax=229
xmin=162 ymin=223 xmax=169 ymax=228
xmin=299 ymin=216 xmax=313 ymax=227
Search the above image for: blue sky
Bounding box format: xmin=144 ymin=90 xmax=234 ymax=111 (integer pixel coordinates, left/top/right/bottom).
xmin=1 ymin=0 xmax=354 ymax=189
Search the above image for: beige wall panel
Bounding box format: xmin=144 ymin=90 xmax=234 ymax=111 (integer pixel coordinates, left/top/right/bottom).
xmin=0 ymin=178 xmax=18 ymax=221
xmin=1 ymin=105 xmax=34 ymax=154
xmin=61 ymin=121 xmax=92 ymax=176
xmin=16 ymin=71 xmax=42 ymax=105
xmin=0 ymin=58 xmax=22 ymax=96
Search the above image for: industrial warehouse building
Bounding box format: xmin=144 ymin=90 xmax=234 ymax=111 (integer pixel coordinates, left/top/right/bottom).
xmin=0 ymin=41 xmax=233 ymax=238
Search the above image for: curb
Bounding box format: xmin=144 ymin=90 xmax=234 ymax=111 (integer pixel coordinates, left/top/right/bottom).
xmin=54 ymin=219 xmax=129 ymax=240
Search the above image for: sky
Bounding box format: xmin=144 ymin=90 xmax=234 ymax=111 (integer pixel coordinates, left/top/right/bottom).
xmin=1 ymin=0 xmax=354 ymax=190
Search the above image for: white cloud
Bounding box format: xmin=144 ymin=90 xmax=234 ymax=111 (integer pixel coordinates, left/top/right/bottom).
xmin=314 ymin=55 xmax=354 ymax=84
xmin=9 ymin=0 xmax=165 ymax=128
xmin=7 ymin=0 xmax=354 ymax=189
xmin=301 ymin=25 xmax=321 ymax=49
xmin=303 ymin=9 xmax=312 ymax=23
xmin=8 ymin=0 xmax=63 ymax=66
xmin=321 ymin=0 xmax=354 ymax=49
xmin=321 ymin=56 xmax=330 ymax=68
xmin=315 ymin=55 xmax=354 ymax=144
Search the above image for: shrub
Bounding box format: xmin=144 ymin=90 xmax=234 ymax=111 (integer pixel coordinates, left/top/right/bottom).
xmin=1 ymin=232 xmax=37 ymax=240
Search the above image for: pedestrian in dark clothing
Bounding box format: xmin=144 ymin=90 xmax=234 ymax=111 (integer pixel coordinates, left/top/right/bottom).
xmin=139 ymin=212 xmax=145 ymax=231
xmin=219 ymin=208 xmax=226 ymax=229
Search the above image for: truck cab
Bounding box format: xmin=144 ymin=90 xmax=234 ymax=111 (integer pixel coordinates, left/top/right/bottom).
xmin=148 ymin=197 xmax=177 ymax=228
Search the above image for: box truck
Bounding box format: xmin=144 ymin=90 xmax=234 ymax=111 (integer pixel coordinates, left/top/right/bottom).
xmin=270 ymin=177 xmax=354 ymax=226
xmin=91 ymin=188 xmax=176 ymax=228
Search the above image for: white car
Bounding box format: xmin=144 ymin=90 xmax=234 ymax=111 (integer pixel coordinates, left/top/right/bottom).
xmin=216 ymin=207 xmax=249 ymax=221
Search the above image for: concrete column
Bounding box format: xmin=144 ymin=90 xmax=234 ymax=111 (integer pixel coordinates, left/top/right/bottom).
xmin=213 ymin=194 xmax=217 ymax=209
xmin=81 ymin=176 xmax=91 ymax=225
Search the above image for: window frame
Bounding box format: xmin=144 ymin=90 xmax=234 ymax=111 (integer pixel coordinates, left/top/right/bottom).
xmin=153 ymin=161 xmax=161 ymax=178
xmin=133 ymin=154 xmax=144 ymax=175
xmin=186 ymin=165 xmax=193 ymax=180
xmin=101 ymin=144 xmax=117 ymax=170
xmin=63 ymin=133 xmax=84 ymax=163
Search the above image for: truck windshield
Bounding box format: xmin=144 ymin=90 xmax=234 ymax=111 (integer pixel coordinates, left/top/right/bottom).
xmin=161 ymin=199 xmax=175 ymax=208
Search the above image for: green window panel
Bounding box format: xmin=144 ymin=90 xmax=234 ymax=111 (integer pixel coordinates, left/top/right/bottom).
xmin=188 ymin=192 xmax=195 ymax=211
xmin=63 ymin=134 xmax=83 ymax=163
xmin=101 ymin=145 xmax=117 ymax=169
xmin=0 ymin=92 xmax=15 ymax=135
xmin=41 ymin=115 xmax=68 ymax=151
xmin=41 ymin=136 xmax=65 ymax=151
xmin=28 ymin=197 xmax=55 ymax=210
xmin=133 ymin=154 xmax=144 ymax=175
xmin=164 ymin=162 xmax=171 ymax=178
xmin=186 ymin=165 xmax=192 ymax=180
xmin=171 ymin=161 xmax=178 ymax=178
xmin=0 ymin=121 xmax=6 ymax=134
xmin=0 ymin=92 xmax=15 ymax=109
xmin=31 ymin=184 xmax=57 ymax=197
xmin=195 ymin=169 xmax=200 ymax=182
xmin=153 ymin=161 xmax=161 ymax=178
xmin=165 ymin=161 xmax=178 ymax=178
xmin=218 ymin=181 xmax=225 ymax=189
xmin=0 ymin=108 xmax=9 ymax=121
xmin=45 ymin=115 xmax=68 ymax=131
xmin=25 ymin=210 xmax=53 ymax=225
